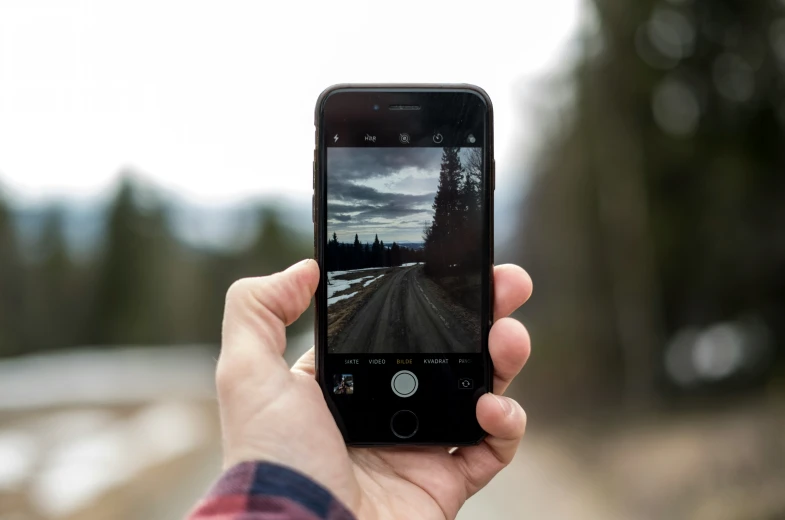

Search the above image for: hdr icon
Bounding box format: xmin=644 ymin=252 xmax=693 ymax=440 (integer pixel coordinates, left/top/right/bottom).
xmin=365 ymin=134 xmax=376 ymax=143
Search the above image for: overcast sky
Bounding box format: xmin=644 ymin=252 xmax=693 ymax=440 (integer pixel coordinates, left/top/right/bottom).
xmin=328 ymin=148 xmax=479 ymax=243
xmin=0 ymin=0 xmax=582 ymax=208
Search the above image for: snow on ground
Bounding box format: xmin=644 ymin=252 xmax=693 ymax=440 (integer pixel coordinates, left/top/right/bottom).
xmin=0 ymin=335 xmax=314 ymax=519
xmin=0 ymin=347 xmax=215 ymax=518
xmin=363 ymin=274 xmax=385 ymax=287
xmin=0 ymin=430 xmax=36 ymax=490
xmin=0 ymin=346 xmax=217 ymax=410
xmin=328 ymin=291 xmax=358 ymax=307
xmin=30 ymin=402 xmax=209 ymax=518
xmin=326 ymin=265 xmax=413 ymax=306
xmin=326 ymin=274 xmax=373 ymax=299
xmin=326 ymin=267 xmax=391 ymax=298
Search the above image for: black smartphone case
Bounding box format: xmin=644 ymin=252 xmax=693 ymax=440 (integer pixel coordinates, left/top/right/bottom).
xmin=313 ymin=84 xmax=495 ymax=446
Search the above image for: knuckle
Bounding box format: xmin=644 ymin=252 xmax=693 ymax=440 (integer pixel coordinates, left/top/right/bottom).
xmin=225 ymin=278 xmax=257 ymax=307
xmin=215 ymin=357 xmax=234 ymax=395
xmin=215 ymin=349 xmax=251 ymax=395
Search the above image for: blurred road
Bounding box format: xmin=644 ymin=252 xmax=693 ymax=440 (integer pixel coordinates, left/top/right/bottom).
xmin=457 ymin=431 xmax=623 ymax=520
xmin=0 ymin=338 xmax=320 ymax=520
xmin=331 ymin=265 xmax=474 ymax=354
xmin=3 ymin=341 xmax=782 ymax=519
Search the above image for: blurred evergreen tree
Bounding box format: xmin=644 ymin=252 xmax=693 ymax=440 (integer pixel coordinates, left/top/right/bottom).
xmin=517 ymin=0 xmax=785 ymax=411
xmin=460 ymin=148 xmax=482 ymax=270
xmin=0 ymin=188 xmax=23 ymax=356
xmin=425 ymin=147 xmax=463 ymax=275
xmin=243 ymin=206 xmax=311 ymax=275
xmin=235 ymin=206 xmax=312 ymax=335
xmin=23 ymin=207 xmax=78 ymax=350
xmin=391 ymin=242 xmax=401 ymax=266
xmin=327 ymin=232 xmax=339 ymax=271
xmin=372 ymin=235 xmax=381 ymax=266
xmin=0 ymin=174 xmax=315 ymax=355
xmin=90 ymin=176 xmax=174 ymax=345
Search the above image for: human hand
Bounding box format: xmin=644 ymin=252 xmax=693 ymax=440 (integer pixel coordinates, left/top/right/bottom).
xmin=216 ymin=259 xmax=532 ymax=520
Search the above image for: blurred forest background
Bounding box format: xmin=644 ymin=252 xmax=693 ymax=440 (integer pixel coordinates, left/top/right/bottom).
xmin=510 ymin=0 xmax=785 ymax=517
xmin=519 ymin=0 xmax=785 ymax=410
xmin=0 ymin=177 xmax=313 ymax=356
xmin=2 ymin=0 xmax=785 ymax=518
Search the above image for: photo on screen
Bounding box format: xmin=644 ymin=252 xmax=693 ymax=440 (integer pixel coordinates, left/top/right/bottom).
xmin=326 ymin=147 xmax=483 ymax=354
xmin=333 ymin=373 xmax=354 ymax=395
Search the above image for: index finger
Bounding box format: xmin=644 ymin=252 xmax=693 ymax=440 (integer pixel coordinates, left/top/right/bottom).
xmin=493 ymin=264 xmax=532 ymax=320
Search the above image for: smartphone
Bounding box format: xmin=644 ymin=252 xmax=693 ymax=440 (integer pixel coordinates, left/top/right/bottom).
xmin=313 ymin=84 xmax=494 ymax=445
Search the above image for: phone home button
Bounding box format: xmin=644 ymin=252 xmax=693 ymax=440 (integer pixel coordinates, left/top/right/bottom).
xmin=390 ymin=410 xmax=419 ymax=439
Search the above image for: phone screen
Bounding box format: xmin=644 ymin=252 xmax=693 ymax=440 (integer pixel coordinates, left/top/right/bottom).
xmin=317 ymin=88 xmax=491 ymax=443
xmin=326 ymin=145 xmax=484 ymax=355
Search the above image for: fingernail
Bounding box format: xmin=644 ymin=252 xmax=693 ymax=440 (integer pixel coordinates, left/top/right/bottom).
xmin=493 ymin=394 xmax=514 ymax=417
xmin=287 ymin=259 xmax=312 ymax=271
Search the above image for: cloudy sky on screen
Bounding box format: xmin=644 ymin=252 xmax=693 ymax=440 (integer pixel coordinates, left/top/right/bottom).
xmin=327 ymin=147 xmax=477 ymax=243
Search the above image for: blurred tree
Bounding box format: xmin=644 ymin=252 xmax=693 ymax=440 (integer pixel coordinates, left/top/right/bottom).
xmin=391 ymin=242 xmax=401 ymax=266
xmin=425 ymin=147 xmax=463 ymax=275
xmin=517 ymin=0 xmax=785 ymax=412
xmin=460 ymin=148 xmax=482 ymax=270
xmin=89 ymin=176 xmax=175 ymax=345
xmin=372 ymin=234 xmax=381 ymax=266
xmin=327 ymin=232 xmax=339 ymax=271
xmin=22 ymin=207 xmax=79 ymax=350
xmin=243 ymin=207 xmax=306 ymax=275
xmin=353 ymin=234 xmax=361 ymax=269
xmin=0 ymin=174 xmax=315 ymax=355
xmin=0 ymin=188 xmax=23 ymax=356
xmin=236 ymin=206 xmax=313 ymax=335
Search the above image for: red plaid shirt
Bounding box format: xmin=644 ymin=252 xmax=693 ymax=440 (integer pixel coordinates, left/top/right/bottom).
xmin=188 ymin=462 xmax=355 ymax=520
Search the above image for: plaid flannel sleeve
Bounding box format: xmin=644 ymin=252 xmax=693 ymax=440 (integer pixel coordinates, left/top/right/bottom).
xmin=187 ymin=461 xmax=356 ymax=520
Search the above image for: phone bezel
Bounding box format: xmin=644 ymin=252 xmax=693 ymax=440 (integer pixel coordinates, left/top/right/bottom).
xmin=313 ymin=84 xmax=495 ymax=446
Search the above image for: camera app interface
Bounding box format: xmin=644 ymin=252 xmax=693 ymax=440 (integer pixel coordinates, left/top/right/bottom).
xmin=326 ymin=145 xmax=484 ymax=354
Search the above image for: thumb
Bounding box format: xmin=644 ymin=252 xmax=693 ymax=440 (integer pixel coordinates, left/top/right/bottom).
xmin=218 ymin=259 xmax=320 ymax=385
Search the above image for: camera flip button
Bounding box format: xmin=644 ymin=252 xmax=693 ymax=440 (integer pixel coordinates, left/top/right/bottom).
xmin=458 ymin=377 xmax=473 ymax=389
